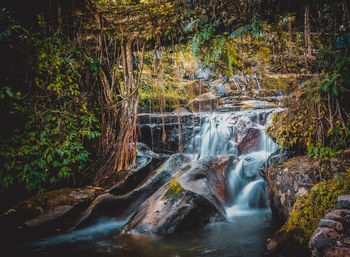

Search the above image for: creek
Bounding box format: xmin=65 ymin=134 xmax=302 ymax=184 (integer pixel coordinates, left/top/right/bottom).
xmin=15 ymin=100 xmax=283 ymax=257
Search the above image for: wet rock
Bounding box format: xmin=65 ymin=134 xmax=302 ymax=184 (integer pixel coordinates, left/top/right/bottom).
xmin=267 ymin=155 xmax=317 ymax=226
xmin=177 ymin=155 xmax=232 ymax=206
xmin=337 ymin=195 xmax=350 ymax=210
xmin=237 ymin=128 xmax=260 ymax=153
xmin=108 ymin=143 xmax=168 ymax=195
xmin=122 ymin=184 xmax=224 ymax=234
xmin=122 ymin=156 xmax=230 ymax=234
xmin=241 ymin=100 xmax=278 ymax=110
xmin=323 ymin=246 xmax=350 ymax=257
xmin=74 ymin=154 xmax=194 ymax=229
xmin=0 ymin=186 xmax=103 ymax=240
xmin=137 ymin=113 xmax=200 ymax=154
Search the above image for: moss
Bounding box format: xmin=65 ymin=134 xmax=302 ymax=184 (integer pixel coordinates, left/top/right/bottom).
xmin=241 ymin=103 xmax=255 ymax=109
xmin=272 ymin=175 xmax=350 ymax=255
xmin=163 ymin=180 xmax=184 ymax=200
xmin=278 ymin=156 xmax=316 ymax=174
xmin=267 ymin=95 xmax=317 ymax=153
xmin=262 ymin=74 xmax=296 ymax=91
xmin=265 ymin=103 xmax=278 ymax=108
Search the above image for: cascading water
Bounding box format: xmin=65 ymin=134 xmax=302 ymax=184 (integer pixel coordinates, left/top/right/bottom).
xmin=16 ymin=104 xmax=284 ymax=257
xmin=185 ymin=107 xmax=281 ymax=217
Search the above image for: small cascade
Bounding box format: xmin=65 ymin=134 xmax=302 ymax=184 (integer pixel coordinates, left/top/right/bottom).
xmin=185 ymin=106 xmax=282 ymax=217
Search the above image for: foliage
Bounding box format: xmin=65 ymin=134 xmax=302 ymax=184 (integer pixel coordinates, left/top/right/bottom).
xmin=139 ymin=74 xmax=191 ymax=112
xmin=271 ymin=175 xmax=350 ymax=255
xmin=0 ymin=12 xmax=100 ymax=194
xmin=319 ymin=38 xmax=350 ymax=97
xmin=267 ymin=86 xmax=319 ymax=152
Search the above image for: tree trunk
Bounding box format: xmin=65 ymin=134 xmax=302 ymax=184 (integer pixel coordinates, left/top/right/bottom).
xmin=288 ymin=18 xmax=292 ymax=55
xmin=92 ymin=32 xmax=144 ymax=186
xmin=304 ymin=4 xmax=312 ymax=57
xmin=341 ymin=0 xmax=350 ymax=31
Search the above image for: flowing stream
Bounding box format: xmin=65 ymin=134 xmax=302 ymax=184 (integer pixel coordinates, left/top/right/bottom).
xmin=15 ymin=105 xmax=282 ymax=257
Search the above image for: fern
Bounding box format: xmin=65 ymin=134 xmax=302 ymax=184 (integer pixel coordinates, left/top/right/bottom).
xmin=228 ymin=25 xmax=252 ymax=39
xmin=191 ymin=35 xmax=200 ymax=57
xmin=184 ymin=19 xmax=199 ymax=32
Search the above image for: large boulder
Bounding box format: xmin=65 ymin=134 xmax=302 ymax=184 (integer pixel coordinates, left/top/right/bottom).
xmin=267 ymin=156 xmax=317 ymax=226
xmin=266 ymin=176 xmax=350 ymax=257
xmin=108 ymin=143 xmax=168 ymax=195
xmin=237 ymin=128 xmax=260 ymax=153
xmin=122 ymin=156 xmax=231 ymax=234
xmin=100 ymin=142 xmax=167 ymax=189
xmin=176 ymin=155 xmax=231 ymax=206
xmin=74 ymin=154 xmax=194 ymax=229
xmin=0 ymin=186 xmax=103 ymax=242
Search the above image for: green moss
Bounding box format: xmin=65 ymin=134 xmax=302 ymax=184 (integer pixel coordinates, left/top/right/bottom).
xmin=163 ymin=180 xmax=184 ymax=200
xmin=267 ymin=93 xmax=317 ymax=153
xmin=138 ymin=75 xmax=193 ymax=112
xmin=272 ymin=175 xmax=350 ymax=255
xmin=278 ymin=156 xmax=315 ymax=174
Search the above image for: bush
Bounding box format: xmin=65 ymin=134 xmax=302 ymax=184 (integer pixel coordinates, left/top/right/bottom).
xmin=0 ymin=11 xmax=100 ymax=195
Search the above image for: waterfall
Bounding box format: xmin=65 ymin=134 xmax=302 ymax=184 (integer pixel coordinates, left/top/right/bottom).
xmin=185 ymin=107 xmax=282 ymax=217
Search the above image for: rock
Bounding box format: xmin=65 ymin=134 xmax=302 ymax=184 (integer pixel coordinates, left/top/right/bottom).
xmin=325 ymin=209 xmax=350 ymax=223
xmin=186 ymin=92 xmax=223 ymax=112
xmin=74 ymin=154 xmax=194 ymax=229
xmin=181 ymin=80 xmax=209 ymax=96
xmin=137 ymin=113 xmax=200 ymax=154
xmin=241 ymin=100 xmax=278 ymax=110
xmin=267 ymin=176 xmax=350 ymax=257
xmin=122 ymin=183 xmax=224 ymax=234
xmin=237 ymin=128 xmax=260 ymax=153
xmin=337 ymin=195 xmax=350 ymax=210
xmin=122 ymin=156 xmax=231 ymax=234
xmin=309 ymin=227 xmax=339 ymax=252
xmin=319 ymin=219 xmax=344 ymax=231
xmin=108 ymin=143 xmax=168 ymax=195
xmin=176 ymin=155 xmax=232 ymax=206
xmin=309 ymin=196 xmax=350 ymax=257
xmin=267 ymin=156 xmax=317 ymax=226
xmin=0 ymin=186 xmax=103 ymax=242
xmin=24 ymin=205 xmax=74 ymax=228
xmin=323 ymin=246 xmax=350 ymax=257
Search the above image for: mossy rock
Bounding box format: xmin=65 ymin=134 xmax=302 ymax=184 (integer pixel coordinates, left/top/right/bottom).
xmin=163 ymin=180 xmax=184 ymax=200
xmin=241 ymin=103 xmax=255 ymax=109
xmin=1 ymin=187 xmax=103 ymax=229
xmin=269 ymin=175 xmax=350 ymax=256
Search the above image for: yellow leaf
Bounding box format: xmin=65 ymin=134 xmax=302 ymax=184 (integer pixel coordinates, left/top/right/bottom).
xmin=327 ymin=128 xmax=332 ymax=136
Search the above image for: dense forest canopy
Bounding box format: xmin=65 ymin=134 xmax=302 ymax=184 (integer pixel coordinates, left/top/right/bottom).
xmin=0 ymin=0 xmax=349 ymax=208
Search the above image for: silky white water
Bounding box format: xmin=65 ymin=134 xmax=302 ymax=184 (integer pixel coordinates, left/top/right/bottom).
xmin=185 ymin=107 xmax=282 ymax=217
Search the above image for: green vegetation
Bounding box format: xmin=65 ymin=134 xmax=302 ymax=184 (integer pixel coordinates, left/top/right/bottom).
xmin=0 ymin=11 xmax=100 ymax=195
xmin=271 ymin=175 xmax=350 ymax=255
xmin=0 ymin=0 xmax=349 ymax=213
xmin=163 ymin=180 xmax=184 ymax=200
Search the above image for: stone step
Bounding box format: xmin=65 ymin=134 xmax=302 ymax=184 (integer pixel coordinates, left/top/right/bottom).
xmin=337 ymin=195 xmax=350 ymax=210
